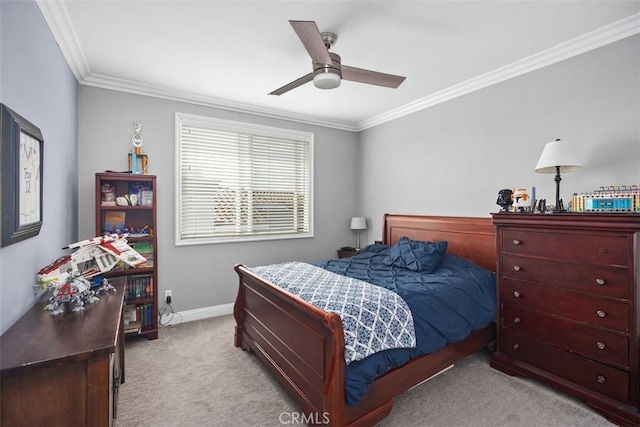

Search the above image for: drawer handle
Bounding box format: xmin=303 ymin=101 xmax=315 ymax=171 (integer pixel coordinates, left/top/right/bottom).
xmin=597 ymin=375 xmax=606 ymax=384
xmin=597 ymin=342 xmax=606 ymax=350
xmin=513 ymin=239 xmax=521 ymax=245
xmin=513 ymin=265 xmax=521 ymax=272
xmin=513 ymin=344 xmax=520 ymax=350
xmin=596 ymin=310 xmax=606 ymax=318
xmin=513 ymin=291 xmax=521 ymax=298
xmin=595 ymin=278 xmax=605 ymax=286
xmin=513 ymin=317 xmax=521 ymax=323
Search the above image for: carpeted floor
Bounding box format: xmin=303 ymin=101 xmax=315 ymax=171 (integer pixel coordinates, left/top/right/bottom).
xmin=116 ymin=315 xmax=614 ymax=427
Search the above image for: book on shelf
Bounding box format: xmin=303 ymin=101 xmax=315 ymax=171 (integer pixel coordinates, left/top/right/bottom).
xmin=124 ymin=275 xmax=154 ymax=301
xmin=130 ymin=240 xmax=153 ymax=254
xmin=124 ymin=304 xmax=141 ymax=333
xmin=124 ymin=304 xmax=137 ymax=324
xmin=104 ymin=211 xmax=126 ymax=233
xmin=134 ymin=304 xmax=154 ymax=332
xmin=129 ymin=182 xmax=152 ymax=205
xmin=130 ymin=241 xmax=154 ymax=268
xmin=145 ymin=304 xmax=153 ymax=330
xmin=124 ymin=321 xmax=141 ymax=334
xmin=124 ymin=303 xmax=154 ymax=333
xmin=140 ymin=190 xmax=153 ymax=206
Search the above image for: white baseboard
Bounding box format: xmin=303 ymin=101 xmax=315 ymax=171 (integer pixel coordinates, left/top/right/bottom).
xmin=159 ymin=303 xmax=233 ymax=327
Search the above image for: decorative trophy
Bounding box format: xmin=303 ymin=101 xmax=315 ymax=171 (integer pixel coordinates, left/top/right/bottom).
xmin=128 ymin=120 xmax=148 ymax=174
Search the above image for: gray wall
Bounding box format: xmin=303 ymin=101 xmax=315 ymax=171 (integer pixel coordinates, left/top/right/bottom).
xmin=78 ymin=87 xmax=359 ymax=315
xmin=359 ymin=35 xmax=640 ymax=240
xmin=0 ymin=1 xmax=78 ymax=334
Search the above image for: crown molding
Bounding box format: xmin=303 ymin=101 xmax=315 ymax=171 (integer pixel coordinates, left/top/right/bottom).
xmin=83 ymin=73 xmax=359 ymax=132
xmin=36 ymin=0 xmax=90 ymax=82
xmin=357 ymin=12 xmax=640 ymax=131
xmin=37 ymin=1 xmax=638 ymax=132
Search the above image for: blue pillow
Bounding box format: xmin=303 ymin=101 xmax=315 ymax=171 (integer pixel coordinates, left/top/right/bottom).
xmin=383 ymin=237 xmax=448 ymax=273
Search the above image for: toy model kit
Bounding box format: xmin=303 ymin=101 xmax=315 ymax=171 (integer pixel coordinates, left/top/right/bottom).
xmin=571 ymin=185 xmax=640 ymax=213
xmin=37 ymin=234 xmax=146 ymax=314
xmin=43 ymin=273 xmax=116 ymax=315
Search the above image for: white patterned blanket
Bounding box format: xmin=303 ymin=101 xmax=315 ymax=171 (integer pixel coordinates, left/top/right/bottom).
xmin=250 ymin=262 xmax=416 ymax=364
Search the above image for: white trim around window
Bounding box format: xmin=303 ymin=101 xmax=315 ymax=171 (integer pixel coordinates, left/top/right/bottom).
xmin=175 ymin=113 xmax=314 ymax=246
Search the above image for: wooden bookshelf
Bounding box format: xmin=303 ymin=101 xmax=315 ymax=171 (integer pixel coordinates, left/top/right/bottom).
xmin=95 ymin=172 xmax=158 ymax=339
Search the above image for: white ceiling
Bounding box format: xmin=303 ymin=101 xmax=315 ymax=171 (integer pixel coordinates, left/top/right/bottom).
xmin=38 ymin=1 xmax=640 ymax=131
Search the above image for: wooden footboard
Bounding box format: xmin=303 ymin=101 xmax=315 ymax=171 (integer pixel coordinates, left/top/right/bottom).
xmin=234 ymin=214 xmax=497 ymax=426
xmin=234 ymin=264 xmax=349 ymax=425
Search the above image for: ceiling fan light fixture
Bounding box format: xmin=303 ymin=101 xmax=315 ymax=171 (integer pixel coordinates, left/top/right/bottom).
xmin=313 ymin=71 xmax=341 ymax=89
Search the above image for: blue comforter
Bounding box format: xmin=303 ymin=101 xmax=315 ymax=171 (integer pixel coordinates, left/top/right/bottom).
xmin=314 ymin=243 xmax=496 ymax=406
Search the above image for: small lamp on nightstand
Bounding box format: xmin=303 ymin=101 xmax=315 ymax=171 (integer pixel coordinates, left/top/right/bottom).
xmin=535 ymin=138 xmax=583 ymax=213
xmin=350 ymin=217 xmax=367 ymax=250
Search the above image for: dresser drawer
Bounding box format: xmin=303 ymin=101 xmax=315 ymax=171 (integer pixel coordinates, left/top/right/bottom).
xmin=501 ymin=278 xmax=629 ymax=332
xmin=501 ymin=229 xmax=629 ymax=266
xmin=501 ymin=254 xmax=629 ymax=299
xmin=501 ymin=304 xmax=629 ymax=368
xmin=500 ymin=330 xmax=629 ymax=403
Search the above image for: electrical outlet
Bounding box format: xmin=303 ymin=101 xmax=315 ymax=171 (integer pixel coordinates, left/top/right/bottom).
xmin=165 ymin=290 xmax=172 ymax=304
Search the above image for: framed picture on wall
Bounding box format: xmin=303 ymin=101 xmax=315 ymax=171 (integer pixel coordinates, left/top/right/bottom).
xmin=1 ymin=103 xmax=44 ymax=247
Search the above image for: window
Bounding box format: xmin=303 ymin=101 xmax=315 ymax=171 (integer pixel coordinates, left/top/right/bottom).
xmin=175 ymin=113 xmax=313 ymax=245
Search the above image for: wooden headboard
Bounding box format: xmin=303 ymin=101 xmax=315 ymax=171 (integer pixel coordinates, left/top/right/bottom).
xmin=382 ymin=214 xmax=496 ymax=272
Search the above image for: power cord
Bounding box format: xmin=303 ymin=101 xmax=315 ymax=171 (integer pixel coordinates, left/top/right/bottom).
xmin=158 ymin=301 xmax=182 ymax=327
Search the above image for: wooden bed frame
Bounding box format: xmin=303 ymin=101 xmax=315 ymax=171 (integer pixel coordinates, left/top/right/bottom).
xmin=233 ymin=214 xmax=496 ymax=426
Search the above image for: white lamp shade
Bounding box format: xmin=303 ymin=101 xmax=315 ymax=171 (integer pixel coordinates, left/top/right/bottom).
xmin=535 ymin=138 xmax=583 ymax=174
xmin=313 ymin=72 xmax=341 ymax=89
xmin=350 ymin=217 xmax=367 ymax=230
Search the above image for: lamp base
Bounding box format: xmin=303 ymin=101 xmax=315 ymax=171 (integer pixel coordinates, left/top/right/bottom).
xmin=553 ymin=166 xmax=563 ymax=213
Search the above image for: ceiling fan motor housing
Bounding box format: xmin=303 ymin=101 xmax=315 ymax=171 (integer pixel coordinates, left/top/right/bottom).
xmin=313 ymin=52 xmax=342 ymax=89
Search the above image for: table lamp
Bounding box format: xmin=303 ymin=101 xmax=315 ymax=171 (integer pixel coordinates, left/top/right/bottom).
xmin=350 ymin=217 xmax=367 ymax=250
xmin=534 ymin=138 xmax=583 ymax=213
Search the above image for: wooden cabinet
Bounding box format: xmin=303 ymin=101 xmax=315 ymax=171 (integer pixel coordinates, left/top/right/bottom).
xmin=0 ymin=278 xmax=126 ymax=426
xmin=491 ymin=213 xmax=640 ymax=426
xmin=96 ymin=172 xmax=158 ymax=339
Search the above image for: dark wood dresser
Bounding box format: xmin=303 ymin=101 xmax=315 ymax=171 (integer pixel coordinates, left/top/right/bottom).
xmin=1 ymin=278 xmax=126 ymax=426
xmin=491 ymin=213 xmax=640 ymax=426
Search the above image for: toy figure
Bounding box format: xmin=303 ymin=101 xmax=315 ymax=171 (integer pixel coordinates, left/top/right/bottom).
xmin=97 ymin=277 xmax=117 ymax=294
xmin=512 ymin=188 xmax=530 ymax=212
xmin=496 ymin=189 xmax=513 ymax=212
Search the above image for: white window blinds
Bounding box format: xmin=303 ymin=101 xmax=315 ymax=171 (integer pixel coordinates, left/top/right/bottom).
xmin=176 ymin=113 xmax=313 ymax=245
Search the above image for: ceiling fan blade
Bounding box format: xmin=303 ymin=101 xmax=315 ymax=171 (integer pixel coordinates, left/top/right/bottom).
xmin=289 ymin=20 xmax=332 ymax=65
xmin=342 ymin=65 xmax=406 ymax=88
xmin=268 ymin=73 xmax=314 ymax=96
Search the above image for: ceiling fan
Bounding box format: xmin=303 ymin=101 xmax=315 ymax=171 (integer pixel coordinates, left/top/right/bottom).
xmin=269 ymin=20 xmax=406 ymax=96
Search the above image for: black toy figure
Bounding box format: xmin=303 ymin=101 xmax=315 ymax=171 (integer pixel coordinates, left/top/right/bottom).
xmin=496 ymin=189 xmax=513 ymax=212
